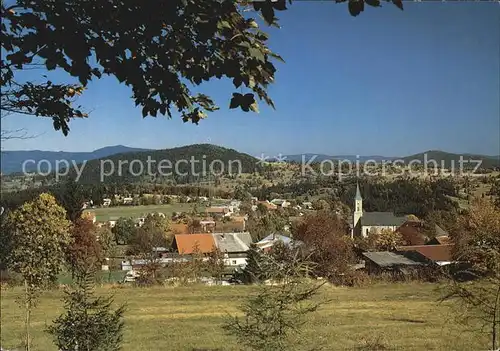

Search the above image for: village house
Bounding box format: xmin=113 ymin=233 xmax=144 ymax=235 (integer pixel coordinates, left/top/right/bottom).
xmin=172 ymin=233 xmax=216 ymax=255
xmin=255 ymin=233 xmax=302 ymax=252
xmin=102 ymin=198 xmax=112 ymax=207
xmin=426 ymin=234 xmax=452 ymax=245
xmin=229 ymin=200 xmax=241 ymax=210
xmin=362 ymin=251 xmax=426 ymax=275
xmin=199 ymin=219 xmax=216 ymax=232
xmin=396 ymin=220 xmax=450 ymax=246
xmin=122 ymin=197 xmax=134 ymax=205
xmin=302 ymin=201 xmax=313 ymax=210
xmin=213 ymin=232 xmax=252 ymax=267
xmin=270 ymin=199 xmax=290 ymax=208
xmin=397 ymin=244 xmax=455 ymax=266
xmin=170 ymin=232 xmax=254 ymax=268
xmin=252 ymin=200 xmax=277 ymax=211
xmin=205 ymin=206 xmax=233 ymax=219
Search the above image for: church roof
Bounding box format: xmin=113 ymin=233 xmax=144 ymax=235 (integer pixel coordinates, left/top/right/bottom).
xmin=355 ymin=183 xmax=362 ymax=201
xmin=361 ymin=212 xmax=407 ymax=227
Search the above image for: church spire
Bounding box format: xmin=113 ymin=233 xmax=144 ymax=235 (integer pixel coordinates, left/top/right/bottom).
xmin=355 ymin=182 xmax=362 ymax=201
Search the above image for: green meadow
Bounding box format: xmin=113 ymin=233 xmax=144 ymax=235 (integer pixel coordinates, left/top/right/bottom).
xmin=0 ymin=283 xmax=486 ymax=351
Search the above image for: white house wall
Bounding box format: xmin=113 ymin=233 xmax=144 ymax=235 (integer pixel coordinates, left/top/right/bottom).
xmin=361 ymin=225 xmax=399 ymax=238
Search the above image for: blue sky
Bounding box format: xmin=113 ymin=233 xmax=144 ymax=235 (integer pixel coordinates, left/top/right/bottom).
xmin=2 ymin=3 xmax=499 ymax=157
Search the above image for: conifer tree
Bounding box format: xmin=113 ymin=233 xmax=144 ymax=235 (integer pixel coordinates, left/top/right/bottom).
xmin=242 ymin=244 xmax=265 ymax=284
xmin=47 ymin=271 xmax=126 ymax=351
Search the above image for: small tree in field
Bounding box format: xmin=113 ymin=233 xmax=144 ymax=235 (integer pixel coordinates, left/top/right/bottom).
xmin=241 ymin=244 xmax=266 ymax=284
xmin=66 ymin=218 xmax=103 ymax=281
xmin=6 ymin=193 xmax=71 ymax=351
xmin=224 ymin=250 xmax=327 ymax=351
xmin=441 ymin=198 xmax=500 ymax=350
xmin=47 ymin=271 xmax=125 ymax=351
xmin=190 ymin=242 xmax=205 ymax=282
xmin=97 ymin=225 xmax=118 ymax=258
xmin=206 ymin=245 xmax=226 ymax=284
xmin=112 ymin=217 xmax=137 ymax=245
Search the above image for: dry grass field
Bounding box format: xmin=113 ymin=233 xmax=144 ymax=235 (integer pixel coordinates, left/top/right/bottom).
xmin=0 ymin=283 xmax=487 ymax=351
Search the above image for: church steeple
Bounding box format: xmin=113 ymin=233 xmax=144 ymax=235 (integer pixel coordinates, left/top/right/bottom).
xmin=355 ymin=182 xmax=362 ymax=201
xmin=352 ymin=182 xmax=363 ymax=238
xmin=354 ymin=182 xmax=363 ymax=213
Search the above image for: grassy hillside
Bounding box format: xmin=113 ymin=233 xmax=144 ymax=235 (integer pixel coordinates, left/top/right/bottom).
xmin=61 ymin=144 xmax=260 ymax=184
xmin=0 ymin=283 xmax=486 ymax=350
xmin=401 ymin=150 xmax=499 ymax=169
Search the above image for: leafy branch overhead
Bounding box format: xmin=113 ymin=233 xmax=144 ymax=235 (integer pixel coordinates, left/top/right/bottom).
xmin=1 ymin=0 xmax=402 ymax=135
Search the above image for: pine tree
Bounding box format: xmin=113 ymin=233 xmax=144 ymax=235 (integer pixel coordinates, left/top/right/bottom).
xmin=47 ymin=271 xmax=126 ymax=351
xmin=242 ymin=244 xmax=265 ymax=284
xmin=224 ymin=251 xmax=326 ymax=351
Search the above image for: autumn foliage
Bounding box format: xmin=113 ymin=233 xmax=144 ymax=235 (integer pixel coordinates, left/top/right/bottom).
xmin=294 ymin=211 xmax=354 ymax=280
xmin=66 ymin=218 xmax=103 ymax=279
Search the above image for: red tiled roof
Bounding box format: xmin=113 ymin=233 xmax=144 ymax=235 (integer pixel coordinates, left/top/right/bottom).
xmin=397 ymin=244 xmax=454 ymax=262
xmin=173 ymin=234 xmax=215 ymax=254
xmin=258 ymin=201 xmax=277 ymax=210
xmin=396 ymin=221 xmax=428 ymax=246
xmin=431 ymin=236 xmax=451 ymax=245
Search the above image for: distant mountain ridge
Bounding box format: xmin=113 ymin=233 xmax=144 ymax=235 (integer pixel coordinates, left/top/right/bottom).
xmin=400 ymin=150 xmax=500 ymax=169
xmin=1 ymin=145 xmax=152 ymax=174
xmin=2 ymin=145 xmax=499 ymax=175
xmin=284 ymin=150 xmax=499 ymax=168
xmin=283 ymin=154 xmax=394 ymax=163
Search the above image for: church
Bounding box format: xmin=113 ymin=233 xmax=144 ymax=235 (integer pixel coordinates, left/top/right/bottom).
xmin=350 ymin=183 xmax=408 ymax=238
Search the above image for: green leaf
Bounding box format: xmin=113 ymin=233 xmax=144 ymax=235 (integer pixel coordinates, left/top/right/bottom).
xmin=217 ymin=20 xmax=232 ymax=30
xmin=248 ymin=76 xmax=256 ymax=89
xmin=248 ymin=20 xmax=258 ymax=29
xmin=233 ymin=77 xmax=243 ymax=88
xmin=46 ymin=58 xmax=57 ymax=70
xmin=254 ymin=30 xmax=269 ymax=41
xmin=392 ymin=0 xmax=404 ymax=10
xmin=272 ymin=0 xmax=287 ymax=11
xmin=249 ymin=102 xmax=259 ymax=113
xmin=365 ymin=0 xmax=381 ymax=7
xmin=229 ymin=93 xmax=242 ymax=109
xmin=260 ymin=4 xmax=275 ymax=25
xmin=348 ymin=0 xmax=364 ymax=16
xmin=249 ymin=47 xmax=265 ymax=62
xmin=238 ymin=41 xmax=251 ymax=49
xmin=269 ymin=52 xmax=285 ymax=63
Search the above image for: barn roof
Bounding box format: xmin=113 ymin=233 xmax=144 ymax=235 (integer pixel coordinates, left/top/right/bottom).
xmin=362 ymin=251 xmax=424 ymax=268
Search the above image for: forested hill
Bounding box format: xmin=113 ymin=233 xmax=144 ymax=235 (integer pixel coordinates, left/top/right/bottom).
xmin=59 ymin=144 xmax=260 ymax=184
xmin=401 ymin=150 xmax=500 ymax=170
